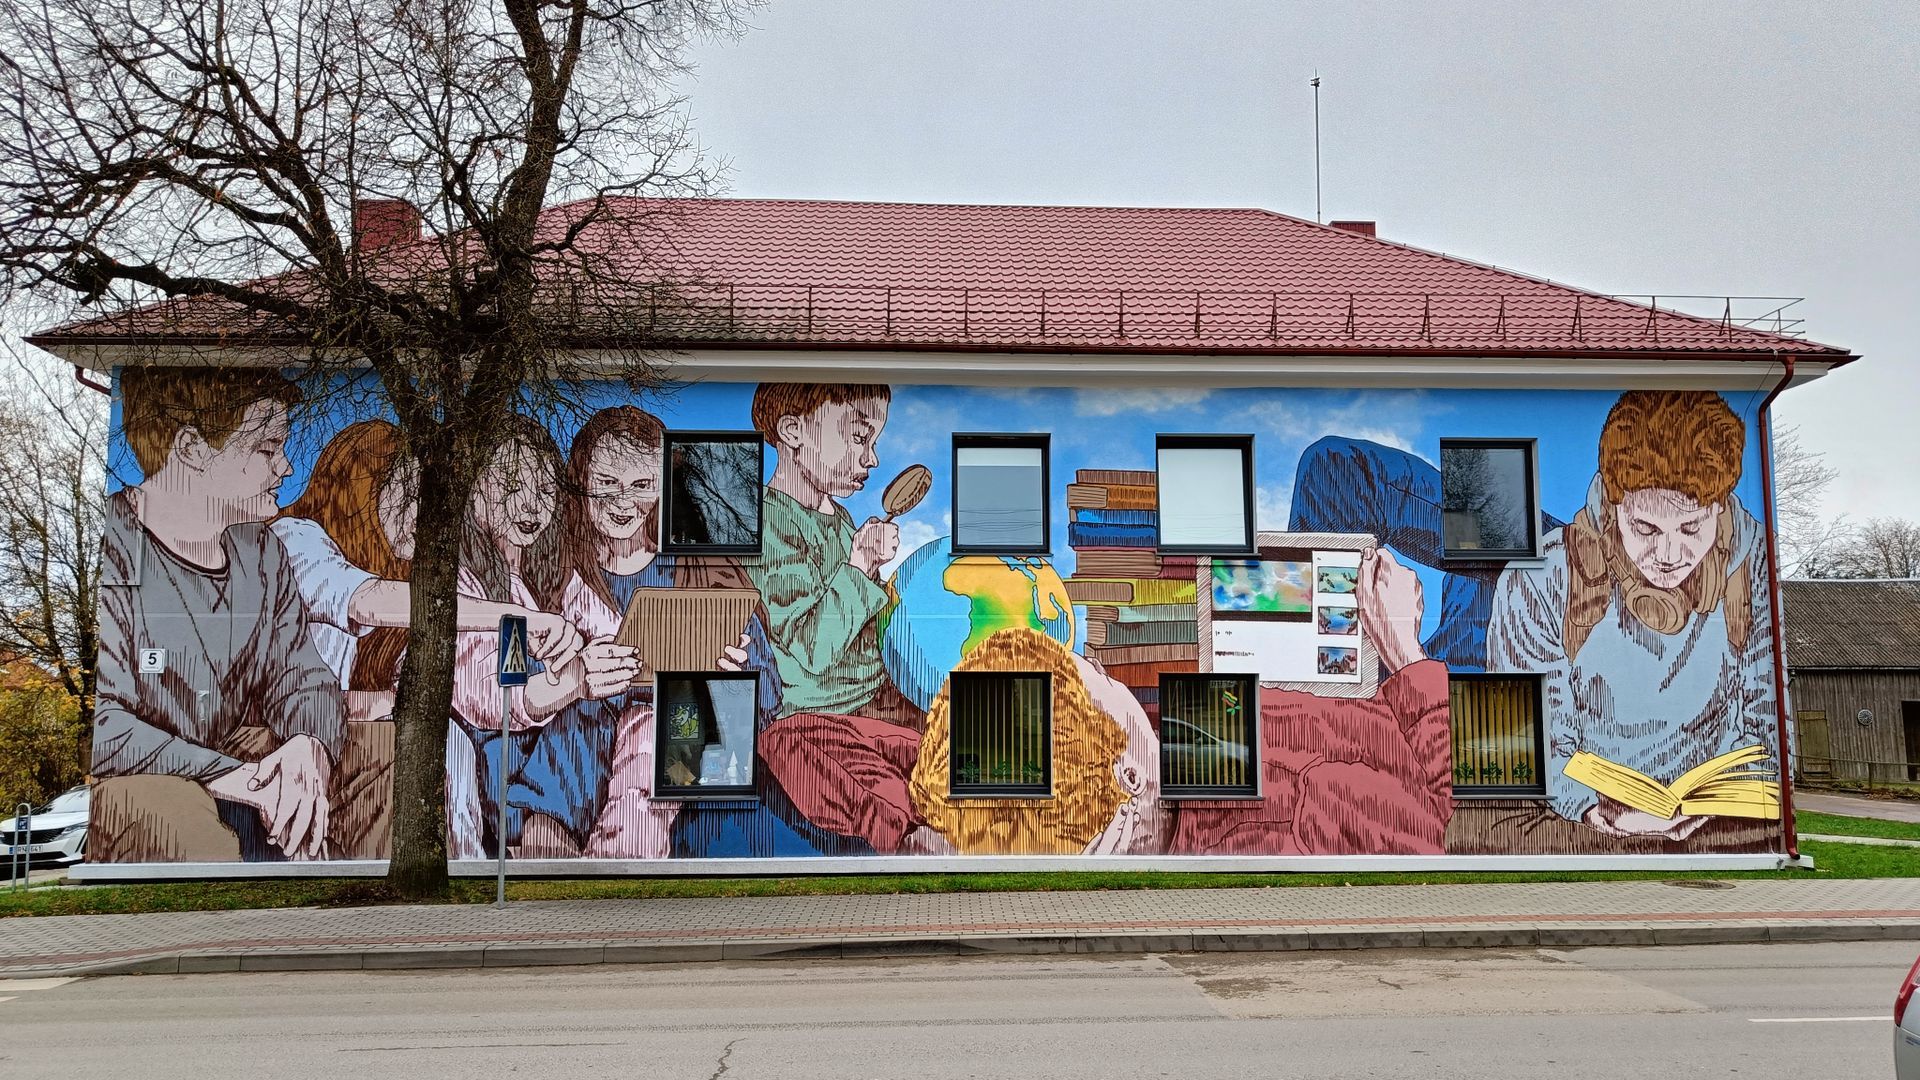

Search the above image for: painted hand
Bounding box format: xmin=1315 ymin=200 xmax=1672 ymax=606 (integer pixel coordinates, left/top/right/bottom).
xmin=1357 ymin=546 xmax=1426 ymax=674
xmin=245 ymin=734 xmax=333 ymax=859
xmin=715 ymin=632 xmax=752 ymax=672
xmin=849 ymin=517 xmax=900 ymax=577
xmin=579 ymin=638 xmax=642 ymax=698
xmin=526 ymin=612 xmax=584 ymax=662
xmin=1584 ymin=798 xmax=1711 ymax=841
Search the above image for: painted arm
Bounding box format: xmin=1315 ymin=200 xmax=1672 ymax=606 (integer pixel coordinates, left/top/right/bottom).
xmin=753 ymin=519 xmax=890 ymax=679
xmin=1287 ymin=660 xmax=1453 ymax=855
xmin=346 ymin=581 xmax=581 ymax=659
xmin=1486 ymin=541 xmax=1586 ymax=820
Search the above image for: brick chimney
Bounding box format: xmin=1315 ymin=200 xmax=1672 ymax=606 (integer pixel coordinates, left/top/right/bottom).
xmin=1329 ymin=220 xmax=1377 ymax=238
xmin=352 ymin=199 xmax=422 ymax=252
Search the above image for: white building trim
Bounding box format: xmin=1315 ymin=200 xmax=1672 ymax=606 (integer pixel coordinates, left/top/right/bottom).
xmin=69 ymin=851 xmax=1805 ymax=881
xmin=43 ymin=341 xmax=1834 ymax=392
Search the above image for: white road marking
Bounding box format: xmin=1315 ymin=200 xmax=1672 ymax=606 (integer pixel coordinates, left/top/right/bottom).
xmin=1748 ymin=1016 xmax=1886 ymax=1024
xmin=0 ymin=977 xmax=79 ymax=992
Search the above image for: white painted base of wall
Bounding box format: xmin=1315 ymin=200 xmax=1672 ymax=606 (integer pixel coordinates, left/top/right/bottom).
xmin=67 ymin=851 xmax=1809 ymax=882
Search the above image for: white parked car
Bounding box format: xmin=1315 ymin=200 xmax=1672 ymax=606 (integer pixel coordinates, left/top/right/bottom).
xmin=1897 ymin=953 xmax=1920 ymax=1078
xmin=2 ymin=787 xmax=89 ymax=867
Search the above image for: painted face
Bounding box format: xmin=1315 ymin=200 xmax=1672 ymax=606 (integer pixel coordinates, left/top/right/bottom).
xmin=472 ymin=439 xmax=557 ymax=551
xmin=195 ymin=399 xmax=292 ymax=525
xmin=1072 ymin=653 xmax=1160 ymax=802
xmin=781 ymin=397 xmax=888 ymax=501
xmin=1615 ymin=487 xmax=1721 ymax=589
xmin=584 ymin=434 xmax=661 ymax=547
xmin=377 ymin=458 xmax=420 ymax=562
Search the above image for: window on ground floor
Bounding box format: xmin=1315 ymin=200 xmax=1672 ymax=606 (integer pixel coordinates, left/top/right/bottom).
xmin=948 ymin=671 xmax=1052 ymax=797
xmin=1159 ymin=673 xmax=1259 ymax=798
xmin=654 ymin=672 xmax=759 ymax=798
xmin=1449 ymin=674 xmax=1545 ymax=795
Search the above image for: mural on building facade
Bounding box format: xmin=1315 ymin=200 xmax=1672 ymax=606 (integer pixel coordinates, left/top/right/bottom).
xmin=93 ymin=375 xmax=1782 ymax=863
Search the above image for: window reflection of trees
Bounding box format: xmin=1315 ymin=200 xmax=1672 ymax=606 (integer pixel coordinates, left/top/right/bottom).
xmin=671 ymin=440 xmax=760 ymax=547
xmin=1443 ymin=446 xmax=1528 ymax=553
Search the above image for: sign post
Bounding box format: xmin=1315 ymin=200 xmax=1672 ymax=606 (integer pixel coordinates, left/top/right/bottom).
xmin=495 ymin=615 xmax=532 ymax=908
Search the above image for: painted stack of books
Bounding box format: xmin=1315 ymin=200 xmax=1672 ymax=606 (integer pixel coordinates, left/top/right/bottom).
xmin=1062 ymin=468 xmax=1200 ymax=716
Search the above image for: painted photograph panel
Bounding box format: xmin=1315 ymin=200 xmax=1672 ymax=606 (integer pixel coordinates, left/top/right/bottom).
xmin=1317 ymin=646 xmax=1359 ymax=676
xmin=1211 ymin=559 xmax=1311 ymax=614
xmin=1316 ymin=603 xmax=1358 ymax=636
xmin=1315 ymin=565 xmax=1360 ymax=595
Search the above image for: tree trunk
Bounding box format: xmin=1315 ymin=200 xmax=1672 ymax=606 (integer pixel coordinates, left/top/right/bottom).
xmin=385 ymin=428 xmax=474 ymax=899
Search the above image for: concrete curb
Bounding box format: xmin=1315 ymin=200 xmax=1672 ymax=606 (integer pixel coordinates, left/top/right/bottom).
xmin=1801 ymin=833 xmax=1920 ymax=849
xmin=18 ymin=919 xmax=1920 ymax=979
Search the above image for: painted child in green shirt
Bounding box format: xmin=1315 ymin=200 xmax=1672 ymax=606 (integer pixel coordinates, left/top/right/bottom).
xmin=746 ymin=383 xmax=923 ymax=726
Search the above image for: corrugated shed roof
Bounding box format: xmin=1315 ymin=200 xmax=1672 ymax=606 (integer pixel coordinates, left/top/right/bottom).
xmin=31 ymin=197 xmax=1853 ymax=359
xmin=1783 ymin=579 xmax=1920 ymax=670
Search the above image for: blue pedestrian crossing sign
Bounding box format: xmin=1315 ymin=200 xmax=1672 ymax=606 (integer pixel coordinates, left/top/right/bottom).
xmin=497 ymin=615 xmax=532 ymax=687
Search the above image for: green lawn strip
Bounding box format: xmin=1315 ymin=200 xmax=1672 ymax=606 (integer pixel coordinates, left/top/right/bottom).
xmin=1796 ymin=809 xmax=1920 ymax=842
xmin=0 ymin=837 xmax=1907 ymax=918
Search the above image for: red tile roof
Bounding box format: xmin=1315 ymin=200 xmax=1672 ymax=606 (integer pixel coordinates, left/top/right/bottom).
xmin=31 ymin=197 xmax=1852 ymax=360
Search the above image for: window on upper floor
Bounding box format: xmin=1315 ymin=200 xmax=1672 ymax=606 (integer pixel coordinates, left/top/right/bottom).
xmin=1440 ymin=439 xmax=1538 ymax=560
xmin=952 ymin=434 xmax=1051 ymax=555
xmin=662 ymin=431 xmax=763 ymax=555
xmin=1155 ymin=434 xmax=1256 ymax=555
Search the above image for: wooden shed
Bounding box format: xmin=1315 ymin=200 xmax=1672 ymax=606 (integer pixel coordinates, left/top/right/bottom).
xmin=1782 ymin=579 xmax=1920 ymax=782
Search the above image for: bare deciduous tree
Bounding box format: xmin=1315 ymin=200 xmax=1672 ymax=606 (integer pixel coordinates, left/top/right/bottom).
xmin=1806 ymin=517 xmax=1920 ymax=580
xmin=1770 ymin=423 xmax=1844 ymax=576
xmin=0 ymin=0 xmax=754 ymax=896
xmin=0 ymin=347 xmax=105 ymax=739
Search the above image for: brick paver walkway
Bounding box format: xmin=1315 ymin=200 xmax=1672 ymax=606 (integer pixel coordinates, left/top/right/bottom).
xmin=4 ymin=877 xmax=1920 ymax=976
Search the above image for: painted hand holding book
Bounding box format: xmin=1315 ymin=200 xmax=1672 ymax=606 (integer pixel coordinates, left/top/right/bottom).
xmin=1563 ymin=743 xmax=1780 ymax=819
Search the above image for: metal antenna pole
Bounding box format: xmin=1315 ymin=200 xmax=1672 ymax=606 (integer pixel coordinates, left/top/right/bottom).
xmin=1311 ymin=74 xmax=1322 ymax=223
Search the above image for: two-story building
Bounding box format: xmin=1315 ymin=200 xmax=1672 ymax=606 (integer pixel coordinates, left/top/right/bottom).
xmin=33 ymin=198 xmax=1855 ymax=876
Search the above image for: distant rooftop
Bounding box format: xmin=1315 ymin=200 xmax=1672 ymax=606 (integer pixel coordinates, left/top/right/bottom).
xmin=1783 ymin=579 xmax=1920 ymax=670
xmin=31 ymin=198 xmax=1855 ymax=362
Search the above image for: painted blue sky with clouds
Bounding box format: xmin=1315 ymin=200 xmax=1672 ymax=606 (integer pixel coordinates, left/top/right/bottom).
xmin=109 ymin=377 xmax=1771 ymax=639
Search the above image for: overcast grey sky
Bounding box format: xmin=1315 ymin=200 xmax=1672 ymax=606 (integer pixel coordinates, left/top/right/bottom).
xmin=677 ymin=0 xmax=1918 ymax=525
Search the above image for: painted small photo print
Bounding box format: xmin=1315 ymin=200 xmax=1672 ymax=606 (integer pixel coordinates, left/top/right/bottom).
xmin=1315 ymin=565 xmax=1360 ymax=595
xmin=1316 ymin=603 xmax=1359 ymax=636
xmin=1317 ymin=646 xmax=1359 ymax=676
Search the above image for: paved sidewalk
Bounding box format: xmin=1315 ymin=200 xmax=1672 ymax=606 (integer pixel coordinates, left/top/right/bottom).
xmin=4 ymin=877 xmax=1920 ymax=977
xmin=1801 ymin=791 xmax=1920 ymax=823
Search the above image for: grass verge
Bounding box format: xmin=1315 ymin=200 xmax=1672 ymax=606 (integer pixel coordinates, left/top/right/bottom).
xmin=1797 ymin=809 xmax=1920 ymax=842
xmin=0 ymin=832 xmax=1907 ymax=918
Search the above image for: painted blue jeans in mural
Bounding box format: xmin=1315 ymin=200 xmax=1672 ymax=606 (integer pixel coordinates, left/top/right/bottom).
xmin=1288 ymin=436 xmax=1565 ymax=672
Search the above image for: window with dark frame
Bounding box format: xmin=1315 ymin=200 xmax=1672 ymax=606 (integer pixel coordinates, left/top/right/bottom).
xmin=952 ymin=434 xmax=1051 ymax=555
xmin=662 ymin=431 xmax=763 ymax=554
xmin=948 ymin=671 xmax=1052 ymax=797
xmin=1159 ymin=673 xmax=1260 ymax=798
xmin=1155 ymin=434 xmax=1256 ymax=555
xmin=1439 ymin=439 xmax=1537 ymax=559
xmin=1448 ymin=674 xmax=1546 ymax=795
xmin=654 ymin=672 xmax=759 ymax=798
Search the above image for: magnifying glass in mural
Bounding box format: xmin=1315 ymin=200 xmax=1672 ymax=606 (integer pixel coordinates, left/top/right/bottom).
xmin=881 ymin=463 xmax=933 ymax=521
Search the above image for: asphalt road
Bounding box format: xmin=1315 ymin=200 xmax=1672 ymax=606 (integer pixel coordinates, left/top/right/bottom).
xmin=0 ymin=941 xmax=1909 ymax=1079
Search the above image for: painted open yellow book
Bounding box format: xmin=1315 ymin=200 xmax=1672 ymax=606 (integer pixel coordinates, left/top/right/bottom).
xmin=1562 ymin=744 xmax=1781 ymax=819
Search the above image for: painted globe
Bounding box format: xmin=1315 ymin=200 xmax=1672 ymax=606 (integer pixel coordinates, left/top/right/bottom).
xmin=881 ymin=536 xmax=1076 ymax=709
